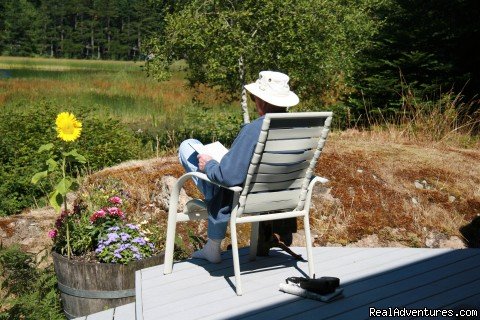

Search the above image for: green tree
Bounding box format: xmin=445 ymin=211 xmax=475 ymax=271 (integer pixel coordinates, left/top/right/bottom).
xmin=0 ymin=0 xmax=42 ymax=56
xmin=145 ymin=0 xmax=384 ymax=111
xmin=352 ymin=0 xmax=480 ymax=120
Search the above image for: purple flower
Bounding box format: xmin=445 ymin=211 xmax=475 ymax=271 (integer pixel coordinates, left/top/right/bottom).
xmin=107 ymin=233 xmax=120 ymax=243
xmin=119 ymin=243 xmax=131 ymax=251
xmin=120 ymin=232 xmax=131 ymax=241
xmin=108 ymin=226 xmax=120 ymax=232
xmin=132 ymin=237 xmax=146 ymax=245
xmin=126 ymin=224 xmax=139 ymax=230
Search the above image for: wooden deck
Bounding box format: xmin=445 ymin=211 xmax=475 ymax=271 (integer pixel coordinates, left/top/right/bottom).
xmin=75 ymin=247 xmax=480 ymax=320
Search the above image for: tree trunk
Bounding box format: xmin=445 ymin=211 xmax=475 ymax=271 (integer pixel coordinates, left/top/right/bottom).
xmin=137 ymin=29 xmax=141 ymax=55
xmin=239 ymin=56 xmax=250 ymax=124
xmin=90 ymin=28 xmax=94 ymax=59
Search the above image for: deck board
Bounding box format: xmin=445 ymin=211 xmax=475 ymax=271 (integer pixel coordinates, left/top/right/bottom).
xmin=138 ymin=247 xmax=480 ymax=320
xmin=75 ymin=247 xmax=480 ymax=320
xmin=113 ymin=303 xmax=135 ymax=320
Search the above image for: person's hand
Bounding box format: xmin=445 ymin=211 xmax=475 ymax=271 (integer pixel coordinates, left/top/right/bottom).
xmin=197 ymin=154 xmax=213 ymax=172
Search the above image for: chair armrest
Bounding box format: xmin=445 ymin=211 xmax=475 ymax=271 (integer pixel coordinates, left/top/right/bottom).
xmin=302 ymin=175 xmax=330 ymax=213
xmin=311 ymin=175 xmax=329 ymax=185
xmin=175 ymin=172 xmax=243 ymax=193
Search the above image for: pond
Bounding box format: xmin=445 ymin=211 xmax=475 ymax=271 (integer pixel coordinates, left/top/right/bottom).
xmin=0 ymin=69 xmax=12 ymax=79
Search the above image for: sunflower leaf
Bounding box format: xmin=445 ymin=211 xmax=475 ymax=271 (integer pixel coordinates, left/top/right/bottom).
xmin=55 ymin=178 xmax=73 ymax=196
xmin=46 ymin=158 xmax=58 ymax=171
xmin=31 ymin=171 xmax=48 ymax=184
xmin=38 ymin=143 xmax=54 ymax=153
xmin=63 ymin=149 xmax=87 ymax=164
xmin=49 ymin=190 xmax=63 ymax=212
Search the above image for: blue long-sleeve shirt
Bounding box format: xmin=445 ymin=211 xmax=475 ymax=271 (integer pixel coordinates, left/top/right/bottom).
xmin=203 ymin=116 xmax=264 ymax=223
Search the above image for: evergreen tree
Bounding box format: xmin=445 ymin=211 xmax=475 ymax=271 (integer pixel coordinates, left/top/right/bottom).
xmin=352 ymin=0 xmax=480 ymax=120
xmin=0 ymin=0 xmax=42 ymax=56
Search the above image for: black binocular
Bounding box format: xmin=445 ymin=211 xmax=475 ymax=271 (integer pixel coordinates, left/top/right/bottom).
xmin=286 ymin=276 xmax=340 ymax=295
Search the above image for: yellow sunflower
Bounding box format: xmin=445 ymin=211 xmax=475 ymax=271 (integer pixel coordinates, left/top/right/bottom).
xmin=55 ymin=112 xmax=82 ymax=142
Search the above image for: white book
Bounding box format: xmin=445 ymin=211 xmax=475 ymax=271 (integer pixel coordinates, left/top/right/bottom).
xmin=188 ymin=141 xmax=229 ymax=163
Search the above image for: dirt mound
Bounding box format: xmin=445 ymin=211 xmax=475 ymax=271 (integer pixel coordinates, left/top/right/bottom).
xmin=2 ymin=136 xmax=478 ymax=257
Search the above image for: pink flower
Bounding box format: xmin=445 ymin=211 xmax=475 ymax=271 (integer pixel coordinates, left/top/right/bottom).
xmin=106 ymin=207 xmax=125 ymax=219
xmin=90 ymin=209 xmax=106 ymax=223
xmin=109 ymin=196 xmax=123 ymax=205
xmin=48 ymin=229 xmax=57 ymax=239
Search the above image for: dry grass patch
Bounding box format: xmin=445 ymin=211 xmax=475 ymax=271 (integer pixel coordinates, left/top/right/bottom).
xmin=312 ymin=132 xmax=479 ymax=247
xmin=76 ymin=131 xmax=480 ymax=252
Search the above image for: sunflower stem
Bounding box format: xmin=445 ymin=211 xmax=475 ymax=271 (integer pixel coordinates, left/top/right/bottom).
xmin=62 ymin=155 xmax=72 ymax=259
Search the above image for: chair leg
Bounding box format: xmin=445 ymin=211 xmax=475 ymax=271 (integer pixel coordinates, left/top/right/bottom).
xmin=163 ymin=204 xmax=178 ymax=275
xmin=303 ymin=214 xmax=315 ymax=278
xmin=230 ymin=220 xmax=243 ymax=295
xmin=249 ymin=222 xmax=259 ymax=261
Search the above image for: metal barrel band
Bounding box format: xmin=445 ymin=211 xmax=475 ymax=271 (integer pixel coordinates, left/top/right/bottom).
xmin=58 ymin=282 xmax=135 ymax=299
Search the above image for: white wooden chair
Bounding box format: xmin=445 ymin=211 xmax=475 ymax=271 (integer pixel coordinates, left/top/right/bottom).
xmin=163 ymin=112 xmax=333 ymax=295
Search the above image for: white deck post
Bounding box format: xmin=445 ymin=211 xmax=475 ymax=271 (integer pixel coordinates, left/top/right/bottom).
xmin=249 ymin=222 xmax=259 ymax=261
xmin=230 ymin=192 xmax=243 ymax=295
xmin=163 ymin=182 xmax=180 ymax=274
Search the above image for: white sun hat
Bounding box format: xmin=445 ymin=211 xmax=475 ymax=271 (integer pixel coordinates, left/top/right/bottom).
xmin=244 ymin=71 xmax=299 ymax=107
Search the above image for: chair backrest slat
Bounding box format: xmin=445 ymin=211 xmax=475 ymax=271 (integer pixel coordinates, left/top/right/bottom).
xmin=247 ymin=177 xmax=304 ymax=193
xmin=264 ymin=138 xmax=318 ymax=152
xmin=257 ymin=161 xmax=310 ymax=174
xmin=237 ymin=112 xmax=333 ymax=216
xmin=259 ymin=150 xmax=314 ymax=164
xmin=251 ymin=169 xmax=308 ymax=183
xmin=267 ymin=127 xmax=323 ymax=140
xmin=241 ymin=189 xmax=301 ymax=213
xmin=244 ymin=198 xmax=299 ymax=213
xmin=268 ymin=116 xmax=327 ymax=128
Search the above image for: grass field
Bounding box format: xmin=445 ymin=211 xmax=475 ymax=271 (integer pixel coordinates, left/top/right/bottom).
xmin=0 ymin=56 xmax=238 ymax=131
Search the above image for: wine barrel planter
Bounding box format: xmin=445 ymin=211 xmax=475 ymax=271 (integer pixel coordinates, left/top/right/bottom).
xmin=52 ymin=251 xmax=164 ymax=319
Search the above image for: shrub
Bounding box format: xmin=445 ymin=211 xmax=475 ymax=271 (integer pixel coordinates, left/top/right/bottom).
xmin=0 ymin=246 xmax=63 ymax=320
xmin=0 ymin=102 xmax=145 ymax=215
xmin=138 ymin=104 xmax=244 ymax=153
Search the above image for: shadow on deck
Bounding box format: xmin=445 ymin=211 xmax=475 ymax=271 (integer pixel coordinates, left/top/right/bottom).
xmin=78 ymin=247 xmax=480 ymax=320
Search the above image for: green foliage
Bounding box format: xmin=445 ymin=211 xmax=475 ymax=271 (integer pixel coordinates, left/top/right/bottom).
xmin=146 ymin=0 xmax=384 ymax=107
xmin=52 ymin=183 xmax=129 ymax=257
xmin=0 ymin=0 xmax=42 ymax=56
xmin=33 ymin=141 xmax=86 ymax=213
xmin=0 ymin=246 xmax=63 ymax=320
xmin=138 ymin=104 xmax=243 ymax=153
xmin=0 ymin=0 xmax=168 ymax=59
xmin=351 ymin=0 xmax=480 ymax=124
xmin=0 ymin=102 xmax=144 ymax=216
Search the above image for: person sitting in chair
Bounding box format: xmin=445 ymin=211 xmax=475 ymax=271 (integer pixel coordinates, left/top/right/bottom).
xmin=178 ymin=71 xmax=299 ymax=263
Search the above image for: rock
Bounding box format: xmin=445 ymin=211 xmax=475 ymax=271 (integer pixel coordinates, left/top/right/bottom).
xmin=0 ymin=206 xmax=57 ymax=257
xmin=153 ymin=175 xmax=192 ymax=212
xmin=347 ymin=234 xmax=381 ymax=247
xmin=425 ymin=231 xmax=466 ymax=249
xmin=412 ymin=197 xmax=419 ymax=205
xmin=414 ymin=180 xmax=424 ymax=189
xmin=356 ymin=169 xmax=363 ymax=173
xmin=291 ymin=230 xmax=306 ymax=247
xmin=448 ymin=195 xmax=456 ymax=203
xmin=291 ymin=229 xmax=319 ymax=247
xmin=438 ymin=236 xmax=466 ymax=249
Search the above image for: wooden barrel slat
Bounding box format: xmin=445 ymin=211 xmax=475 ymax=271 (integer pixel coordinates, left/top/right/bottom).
xmin=52 ymin=251 xmax=164 ymax=319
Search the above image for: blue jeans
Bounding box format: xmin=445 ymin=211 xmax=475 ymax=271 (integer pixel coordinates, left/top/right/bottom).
xmin=178 ymin=139 xmax=228 ymax=240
